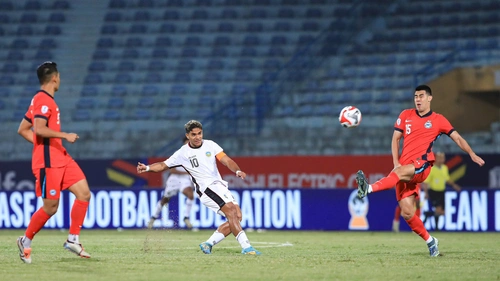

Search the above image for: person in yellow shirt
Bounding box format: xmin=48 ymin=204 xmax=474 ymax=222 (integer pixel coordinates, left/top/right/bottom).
xmin=422 ymin=152 xmax=461 ymax=230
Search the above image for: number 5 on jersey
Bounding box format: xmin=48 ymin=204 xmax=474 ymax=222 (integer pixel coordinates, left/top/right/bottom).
xmin=406 ymin=124 xmax=411 ymax=135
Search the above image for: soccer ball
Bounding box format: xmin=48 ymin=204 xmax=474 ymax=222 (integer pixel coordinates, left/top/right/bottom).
xmin=339 ymin=106 xmax=362 ymax=128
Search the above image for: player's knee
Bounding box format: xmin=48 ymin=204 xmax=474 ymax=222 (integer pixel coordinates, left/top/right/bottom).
xmin=79 ymin=189 xmax=91 ymax=202
xmin=43 ymin=204 xmax=59 ymax=216
xmin=224 ymin=204 xmax=238 ymax=221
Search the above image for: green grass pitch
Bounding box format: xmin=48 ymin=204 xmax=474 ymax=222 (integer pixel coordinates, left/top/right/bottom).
xmin=0 ymin=229 xmax=499 ymax=281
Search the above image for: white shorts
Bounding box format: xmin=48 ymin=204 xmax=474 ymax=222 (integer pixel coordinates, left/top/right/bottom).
xmin=199 ymin=181 xmax=237 ymax=217
xmin=163 ymin=176 xmax=193 ymax=198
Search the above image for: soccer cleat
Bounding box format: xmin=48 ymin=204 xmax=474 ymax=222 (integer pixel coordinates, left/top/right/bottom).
xmin=183 ymin=217 xmax=193 ymax=229
xmin=356 ymin=170 xmax=369 ymax=199
xmin=17 ymin=236 xmax=32 ymax=264
xmin=63 ymin=240 xmax=91 ymax=258
xmin=199 ymin=242 xmax=213 ymax=254
xmin=147 ymin=217 xmax=156 ymax=229
xmin=392 ymin=220 xmax=400 ymax=233
xmin=241 ymin=246 xmax=261 ymax=255
xmin=428 ymin=236 xmax=440 ymax=257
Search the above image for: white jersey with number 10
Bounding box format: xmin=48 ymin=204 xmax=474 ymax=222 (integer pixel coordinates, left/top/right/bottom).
xmin=164 ymin=140 xmax=227 ymax=194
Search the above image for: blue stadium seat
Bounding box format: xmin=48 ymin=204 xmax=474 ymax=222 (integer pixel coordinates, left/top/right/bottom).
xmin=76 ymin=98 xmax=97 ymax=109
xmin=0 ymin=1 xmax=13 ymax=10
xmin=278 ymin=8 xmax=295 ymax=18
xmin=185 ymin=36 xmax=201 ymax=46
xmin=129 ymin=24 xmax=147 ymax=34
xmin=247 ymin=22 xmax=263 ymax=32
xmin=134 ymin=11 xmax=150 ymax=21
xmin=254 ymin=0 xmax=270 ymax=4
xmin=201 ymin=84 xmax=218 ymax=95
xmin=271 ymin=35 xmax=287 ymax=46
xmin=167 ymin=96 xmax=185 ymax=107
xmin=305 ymin=8 xmax=322 ymax=18
xmin=249 ymin=8 xmax=267 ymax=18
xmin=138 ymin=0 xmax=154 ymax=7
xmin=214 ymin=36 xmax=231 ymax=46
xmin=109 ymin=0 xmax=126 ymax=8
xmin=52 ymin=0 xmax=69 ymax=9
xmin=236 ymin=59 xmax=255 ymax=70
xmin=218 ymin=22 xmax=234 ymax=32
xmin=17 ymin=98 xmax=33 ymax=109
xmin=298 ymin=35 xmax=314 ymax=45
xmin=137 ymin=97 xmax=155 ymax=108
xmin=192 ymin=9 xmax=208 ymax=19
xmin=211 ymin=48 xmax=228 ymax=57
xmin=268 ymin=47 xmax=285 ymax=57
xmin=24 ymin=1 xmax=41 ymax=10
xmin=181 ymin=47 xmax=198 ymax=57
xmin=105 ymin=11 xmax=122 ymax=22
xmin=81 ymin=86 xmax=98 ymax=97
xmin=72 ymin=110 xmax=91 ymax=122
xmin=11 ymin=39 xmax=29 ymax=49
xmin=35 ymin=50 xmax=53 ymax=60
xmin=373 ymin=92 xmax=391 ymax=103
xmin=174 ymin=72 xmax=191 ymax=82
xmin=0 ymin=14 xmax=9 ymax=23
xmin=84 ymin=74 xmax=103 ymax=84
xmin=167 ymin=0 xmax=183 ymax=6
xmin=177 ymin=60 xmax=194 ymax=71
xmin=97 ymin=38 xmax=114 ymax=48
xmin=141 ymin=85 xmax=159 ymax=96
xmin=302 ymin=21 xmax=319 ymax=31
xmin=155 ymin=37 xmax=172 ymax=47
xmin=160 ymin=23 xmax=177 ymax=33
xmin=114 ymin=73 xmax=132 ymax=84
xmin=49 ymin=12 xmax=65 ymax=23
xmin=274 ymin=21 xmax=291 ymax=31
xmin=122 ymin=49 xmax=139 ymax=59
xmin=144 ymin=73 xmax=162 ymax=83
xmin=0 ymin=75 xmax=14 ymax=86
xmin=163 ymin=10 xmax=180 ymax=20
xmin=243 ymin=35 xmax=260 ymax=46
xmin=234 ymin=71 xmax=253 ymax=82
xmin=220 ymin=9 xmax=238 ymax=19
xmin=196 ymin=0 xmax=211 ymax=5
xmin=171 ymin=84 xmax=187 ymax=95
xmin=125 ymin=37 xmax=143 ymax=47
xmin=118 ymin=61 xmax=136 ymax=71
xmin=112 ymin=85 xmax=128 ymax=96
xmin=241 ymin=47 xmax=257 ymax=57
xmin=103 ymin=110 xmax=122 ymax=121
xmin=101 ymin=25 xmax=118 ymax=35
xmin=88 ymin=61 xmax=107 ymax=72
xmin=160 ymin=108 xmax=181 ymax=120
xmin=148 ymin=60 xmax=165 ymax=71
xmin=188 ymin=23 xmax=205 ymax=33
xmin=17 ymin=26 xmax=34 ymax=36
xmin=20 ymin=13 xmax=37 ymax=23
xmin=206 ymin=59 xmax=224 ymax=70
xmin=197 ymin=95 xmax=216 ymax=107
xmin=130 ymin=109 xmax=152 ymax=120
xmin=203 ymin=72 xmax=222 ymax=82
xmin=107 ymin=97 xmax=125 ymax=109
xmin=93 ymin=49 xmax=110 ymax=60
xmin=1 ymin=62 xmax=19 ymax=73
xmin=44 ymin=25 xmax=62 ymax=35
xmin=263 ymin=59 xmax=281 ymax=70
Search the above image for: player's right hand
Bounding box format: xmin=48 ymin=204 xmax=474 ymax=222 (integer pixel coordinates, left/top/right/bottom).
xmin=137 ymin=162 xmax=148 ymax=174
xmin=471 ymin=154 xmax=485 ymax=167
xmin=65 ymin=133 xmax=79 ymax=143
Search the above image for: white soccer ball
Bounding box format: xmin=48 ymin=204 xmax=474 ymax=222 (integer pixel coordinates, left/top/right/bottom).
xmin=339 ymin=106 xmax=362 ymax=128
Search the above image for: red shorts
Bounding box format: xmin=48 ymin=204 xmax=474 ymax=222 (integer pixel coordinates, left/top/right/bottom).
xmin=395 ymin=159 xmax=432 ymax=201
xmin=33 ymin=160 xmax=86 ymax=200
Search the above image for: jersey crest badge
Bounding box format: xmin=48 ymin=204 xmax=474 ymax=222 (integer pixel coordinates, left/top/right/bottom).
xmin=41 ymin=105 xmax=49 ymax=114
xmin=424 ymin=120 xmax=432 ymax=129
xmin=206 ymin=151 xmax=211 ymax=157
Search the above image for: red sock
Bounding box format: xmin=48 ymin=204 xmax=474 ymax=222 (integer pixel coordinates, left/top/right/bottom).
xmin=405 ymin=213 xmax=430 ymax=241
xmin=394 ymin=205 xmax=401 ymax=222
xmin=25 ymin=208 xmax=52 ymax=240
xmin=69 ymin=200 xmax=89 ymax=235
xmin=371 ymin=172 xmax=400 ymax=192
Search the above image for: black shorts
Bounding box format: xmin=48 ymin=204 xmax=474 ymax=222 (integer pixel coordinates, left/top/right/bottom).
xmin=428 ymin=189 xmax=445 ymax=209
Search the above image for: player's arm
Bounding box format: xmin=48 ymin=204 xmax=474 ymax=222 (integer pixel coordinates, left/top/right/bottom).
xmin=448 ymin=131 xmax=485 ymax=166
xmin=17 ymin=118 xmax=33 ymax=144
xmin=34 ymin=117 xmax=79 ymax=143
xmin=446 ymin=180 xmax=461 ymax=192
xmin=391 ymin=130 xmax=403 ymax=168
xmin=217 ymin=153 xmax=246 ymax=179
xmin=137 ymin=161 xmax=169 ymax=173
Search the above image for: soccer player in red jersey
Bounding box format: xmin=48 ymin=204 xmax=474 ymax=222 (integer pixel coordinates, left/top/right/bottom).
xmin=16 ymin=62 xmax=92 ymax=263
xmin=356 ymin=85 xmax=485 ymax=257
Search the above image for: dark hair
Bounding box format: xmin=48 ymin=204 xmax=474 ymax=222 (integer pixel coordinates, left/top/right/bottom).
xmin=37 ymin=61 xmax=58 ymax=85
xmin=415 ymin=84 xmax=432 ymax=96
xmin=184 ymin=120 xmax=202 ymax=133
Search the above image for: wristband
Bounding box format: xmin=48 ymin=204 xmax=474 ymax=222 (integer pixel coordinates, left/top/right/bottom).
xmin=235 ymin=170 xmax=241 ymax=176
xmin=145 ymin=165 xmax=150 ymax=172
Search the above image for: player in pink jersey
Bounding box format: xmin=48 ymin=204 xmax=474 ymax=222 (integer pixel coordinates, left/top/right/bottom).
xmin=356 ymin=85 xmax=485 ymax=257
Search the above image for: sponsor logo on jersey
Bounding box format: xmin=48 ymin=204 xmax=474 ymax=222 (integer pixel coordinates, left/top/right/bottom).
xmin=49 ymin=189 xmax=56 ymax=196
xmin=41 ymin=105 xmax=49 ymax=114
xmin=396 ymin=118 xmax=401 ymax=125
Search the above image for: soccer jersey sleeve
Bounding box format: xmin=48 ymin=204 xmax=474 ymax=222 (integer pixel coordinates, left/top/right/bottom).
xmin=24 ymin=99 xmax=33 ymax=123
xmin=33 ymin=95 xmax=53 ymax=121
xmin=164 ymin=149 xmax=183 ymax=168
xmin=211 ymin=141 xmax=224 ymax=155
xmin=438 ymin=115 xmax=455 ymax=135
xmin=394 ymin=110 xmax=407 ymax=133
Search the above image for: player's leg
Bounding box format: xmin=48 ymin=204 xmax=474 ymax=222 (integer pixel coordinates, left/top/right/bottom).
xmin=398 ymin=183 xmax=439 ymax=257
xmin=64 ymin=161 xmax=91 ymax=258
xmin=181 ymin=186 xmax=194 ymax=229
xmin=356 ymin=164 xmax=415 ymax=198
xmin=434 ymin=193 xmax=445 ymax=231
xmin=149 ymin=196 xmax=171 ymax=228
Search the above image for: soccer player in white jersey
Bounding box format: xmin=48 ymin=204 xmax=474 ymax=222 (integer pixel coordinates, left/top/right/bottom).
xmin=137 ymin=120 xmax=261 ymax=255
xmin=148 ymin=136 xmax=195 ymax=230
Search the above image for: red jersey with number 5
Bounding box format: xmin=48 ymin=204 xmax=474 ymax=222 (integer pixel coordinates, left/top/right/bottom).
xmin=394 ymin=109 xmax=454 ymax=165
xmin=24 ymin=90 xmax=72 ymax=169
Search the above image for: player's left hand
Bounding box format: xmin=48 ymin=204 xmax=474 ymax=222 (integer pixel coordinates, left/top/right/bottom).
xmin=471 ymin=154 xmax=485 ymax=167
xmin=236 ymin=170 xmax=246 ymax=180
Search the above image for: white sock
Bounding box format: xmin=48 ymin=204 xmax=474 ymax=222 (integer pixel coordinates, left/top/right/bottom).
xmin=206 ymin=230 xmax=225 ymax=246
xmin=23 ymin=236 xmax=32 ymax=248
xmin=68 ymin=234 xmax=79 ymax=243
xmin=153 ymin=200 xmax=163 ymax=219
xmin=184 ymin=198 xmax=193 ymax=219
xmin=425 ymin=236 xmax=434 ymax=244
xmin=236 ymin=231 xmax=251 ymax=249
xmin=368 ymin=185 xmax=373 ymax=193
